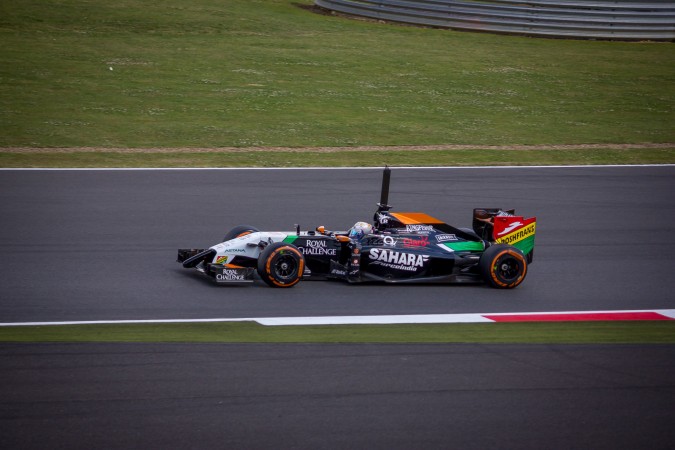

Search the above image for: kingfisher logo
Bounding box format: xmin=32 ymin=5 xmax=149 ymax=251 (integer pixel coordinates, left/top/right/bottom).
xmin=368 ymin=248 xmax=429 ymax=272
xmin=405 ymin=224 xmax=434 ymax=232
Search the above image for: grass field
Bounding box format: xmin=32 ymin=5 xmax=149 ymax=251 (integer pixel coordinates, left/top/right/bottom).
xmin=1 ymin=321 xmax=674 ymax=344
xmin=1 ymin=146 xmax=674 ymax=167
xmin=1 ymin=0 xmax=674 ymax=152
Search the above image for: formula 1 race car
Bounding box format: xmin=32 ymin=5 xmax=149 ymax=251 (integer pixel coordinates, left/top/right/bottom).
xmin=177 ymin=167 xmax=536 ymax=289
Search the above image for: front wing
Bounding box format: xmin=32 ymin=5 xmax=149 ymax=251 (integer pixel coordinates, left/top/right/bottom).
xmin=177 ymin=249 xmax=255 ymax=284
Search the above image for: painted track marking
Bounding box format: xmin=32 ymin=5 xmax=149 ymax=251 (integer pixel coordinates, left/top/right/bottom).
xmin=1 ymin=309 xmax=674 ymax=327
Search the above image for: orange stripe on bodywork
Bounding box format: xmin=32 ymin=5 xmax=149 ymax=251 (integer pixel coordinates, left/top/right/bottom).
xmin=390 ymin=212 xmax=444 ymax=224
xmin=224 ymin=264 xmax=245 ymax=269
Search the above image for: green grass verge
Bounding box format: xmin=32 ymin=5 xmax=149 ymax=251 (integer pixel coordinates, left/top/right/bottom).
xmin=1 ymin=322 xmax=674 ymax=344
xmin=2 ymin=147 xmax=674 ymax=168
xmin=1 ymin=0 xmax=674 ymax=149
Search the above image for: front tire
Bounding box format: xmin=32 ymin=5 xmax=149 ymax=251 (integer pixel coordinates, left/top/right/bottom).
xmin=223 ymin=225 xmax=259 ymax=242
xmin=479 ymin=244 xmax=528 ymax=289
xmin=257 ymin=242 xmax=305 ymax=288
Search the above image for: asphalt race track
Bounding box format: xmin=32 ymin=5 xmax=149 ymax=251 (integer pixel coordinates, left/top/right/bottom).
xmin=1 ymin=166 xmax=674 ymax=322
xmin=2 ymin=343 xmax=675 ymax=450
xmin=2 ymin=166 xmax=675 ymax=449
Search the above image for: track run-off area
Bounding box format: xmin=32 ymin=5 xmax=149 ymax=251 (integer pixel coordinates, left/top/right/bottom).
xmin=1 ymin=165 xmax=674 ymax=449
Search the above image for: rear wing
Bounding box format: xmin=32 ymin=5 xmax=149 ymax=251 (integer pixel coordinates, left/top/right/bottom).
xmin=473 ymin=209 xmax=536 ymax=261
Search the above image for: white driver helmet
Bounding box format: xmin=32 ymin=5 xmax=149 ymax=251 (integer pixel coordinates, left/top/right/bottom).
xmin=348 ymin=221 xmax=373 ymax=240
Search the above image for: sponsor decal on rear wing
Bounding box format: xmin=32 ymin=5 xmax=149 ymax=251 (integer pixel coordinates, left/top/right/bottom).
xmin=493 ymin=216 xmax=536 ymax=256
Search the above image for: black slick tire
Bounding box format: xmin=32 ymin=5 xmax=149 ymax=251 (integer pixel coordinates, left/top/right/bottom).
xmin=257 ymin=242 xmax=305 ymax=288
xmin=223 ymin=225 xmax=259 ymax=242
xmin=479 ymin=244 xmax=528 ymax=289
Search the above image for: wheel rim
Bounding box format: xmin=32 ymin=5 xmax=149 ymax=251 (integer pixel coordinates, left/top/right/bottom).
xmin=273 ymin=253 xmax=299 ymax=281
xmin=494 ymin=254 xmax=522 ymax=282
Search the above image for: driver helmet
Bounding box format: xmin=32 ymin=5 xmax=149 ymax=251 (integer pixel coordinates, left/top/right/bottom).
xmin=348 ymin=221 xmax=373 ymax=240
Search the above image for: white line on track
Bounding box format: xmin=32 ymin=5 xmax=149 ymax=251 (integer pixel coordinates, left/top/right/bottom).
xmin=1 ymin=310 xmax=674 ymax=327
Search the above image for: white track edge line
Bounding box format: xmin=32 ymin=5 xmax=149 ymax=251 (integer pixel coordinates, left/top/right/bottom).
xmin=1 ymin=310 xmax=674 ymax=327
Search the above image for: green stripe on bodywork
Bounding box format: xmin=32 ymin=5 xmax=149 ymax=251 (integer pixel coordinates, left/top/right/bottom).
xmin=282 ymin=235 xmax=297 ymax=244
xmin=443 ymin=241 xmax=485 ymax=252
xmin=512 ymin=235 xmax=535 ymax=255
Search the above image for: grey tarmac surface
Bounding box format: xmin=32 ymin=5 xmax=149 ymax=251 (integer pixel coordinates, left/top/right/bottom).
xmin=1 ymin=166 xmax=674 ymax=322
xmin=1 ymin=343 xmax=674 ymax=450
xmin=2 ymin=167 xmax=675 ymax=449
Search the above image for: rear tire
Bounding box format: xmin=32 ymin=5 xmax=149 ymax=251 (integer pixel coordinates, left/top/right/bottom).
xmin=479 ymin=244 xmax=527 ymax=289
xmin=223 ymin=225 xmax=259 ymax=242
xmin=257 ymin=242 xmax=305 ymax=288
